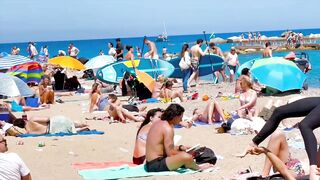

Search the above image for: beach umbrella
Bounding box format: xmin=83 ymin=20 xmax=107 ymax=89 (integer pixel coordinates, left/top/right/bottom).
xmin=135 ymin=69 xmax=155 ymax=92
xmin=0 ymin=52 xmax=9 ymax=58
xmin=85 ymin=55 xmax=115 ymax=70
xmin=250 ymin=57 xmax=306 ymax=92
xmin=0 ymin=55 xmax=33 ymax=70
xmin=236 ymin=58 xmax=259 ymax=76
xmin=0 ymin=73 xmax=34 ymax=97
xmin=7 ymin=62 xmax=44 ymax=83
xmin=48 ymin=56 xmax=85 ymax=70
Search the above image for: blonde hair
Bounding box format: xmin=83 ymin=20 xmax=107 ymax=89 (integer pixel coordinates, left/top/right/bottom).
xmin=240 ymin=75 xmax=252 ymax=89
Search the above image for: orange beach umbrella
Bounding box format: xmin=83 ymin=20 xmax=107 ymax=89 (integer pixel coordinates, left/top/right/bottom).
xmin=48 ymin=56 xmax=85 ymax=70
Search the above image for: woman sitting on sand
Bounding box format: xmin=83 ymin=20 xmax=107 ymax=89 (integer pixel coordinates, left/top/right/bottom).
xmin=235 ymin=68 xmax=265 ymax=94
xmin=191 ymin=99 xmax=226 ymax=124
xmin=133 ymin=108 xmax=163 ymax=165
xmin=39 ymin=75 xmax=55 ymax=104
xmin=107 ymin=94 xmax=144 ymax=123
xmin=236 ymin=76 xmax=257 ymax=118
xmin=89 ymin=82 xmax=109 ymax=113
xmin=1 ymin=115 xmax=89 ymax=136
xmin=159 ymin=80 xmax=184 ymax=103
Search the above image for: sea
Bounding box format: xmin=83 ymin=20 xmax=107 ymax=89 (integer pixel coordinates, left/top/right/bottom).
xmin=1 ymin=28 xmax=320 ymax=88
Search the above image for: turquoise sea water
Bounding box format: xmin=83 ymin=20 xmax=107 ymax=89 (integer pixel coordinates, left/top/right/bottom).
xmin=1 ymin=28 xmax=320 ymax=87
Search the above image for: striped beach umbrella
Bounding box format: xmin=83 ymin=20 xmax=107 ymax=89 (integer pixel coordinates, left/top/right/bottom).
xmin=7 ymin=62 xmax=44 ymax=83
xmin=0 ymin=55 xmax=33 ymax=70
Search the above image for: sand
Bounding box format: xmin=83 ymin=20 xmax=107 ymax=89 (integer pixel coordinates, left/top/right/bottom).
xmin=5 ymin=81 xmax=319 ymax=180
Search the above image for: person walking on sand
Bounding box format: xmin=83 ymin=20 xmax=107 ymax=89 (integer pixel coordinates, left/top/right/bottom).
xmin=208 ymin=42 xmax=228 ymax=83
xmin=68 ymin=43 xmax=80 ymax=59
xmin=145 ymin=104 xmax=213 ymax=172
xmin=188 ymin=39 xmax=208 ymax=87
xmin=225 ymin=47 xmax=240 ymax=82
xmin=144 ymin=38 xmax=159 ymax=59
xmin=0 ymin=134 xmax=32 ymax=180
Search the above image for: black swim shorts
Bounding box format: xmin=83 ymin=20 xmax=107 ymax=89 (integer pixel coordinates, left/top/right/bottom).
xmin=146 ymin=157 xmax=169 ymax=172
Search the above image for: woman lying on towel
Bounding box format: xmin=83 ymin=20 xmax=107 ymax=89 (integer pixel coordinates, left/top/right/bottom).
xmin=191 ymin=99 xmax=226 ymax=124
xmin=1 ymin=115 xmax=89 ymax=136
xmin=107 ymin=94 xmax=145 ymax=123
xmin=6 ymin=96 xmax=49 ymax=112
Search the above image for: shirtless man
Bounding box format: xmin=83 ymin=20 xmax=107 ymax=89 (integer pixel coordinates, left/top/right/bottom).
xmin=189 ymin=39 xmax=208 ymax=87
xmin=144 ymin=38 xmax=159 ymax=59
xmin=191 ymin=99 xmax=226 ymax=124
xmin=208 ymin=42 xmax=228 ymax=83
xmin=262 ymin=41 xmax=272 ymax=58
xmin=145 ymin=104 xmax=213 ymax=172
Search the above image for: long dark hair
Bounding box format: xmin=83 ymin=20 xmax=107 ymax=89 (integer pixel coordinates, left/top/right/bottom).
xmin=180 ymin=44 xmax=189 ymax=57
xmin=136 ymin=108 xmax=163 ymax=137
xmin=161 ymin=104 xmax=184 ymax=121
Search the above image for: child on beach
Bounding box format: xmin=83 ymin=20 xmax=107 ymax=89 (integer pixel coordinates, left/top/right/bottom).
xmin=159 ymin=80 xmax=184 ymax=103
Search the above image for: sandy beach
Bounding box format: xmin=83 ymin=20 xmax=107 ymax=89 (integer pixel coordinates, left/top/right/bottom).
xmin=4 ymin=80 xmax=319 ymax=180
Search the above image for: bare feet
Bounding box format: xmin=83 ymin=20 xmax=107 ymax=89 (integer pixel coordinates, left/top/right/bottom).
xmin=309 ymin=165 xmax=320 ymax=180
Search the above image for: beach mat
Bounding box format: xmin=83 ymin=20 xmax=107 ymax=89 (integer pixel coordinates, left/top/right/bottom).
xmin=72 ymin=161 xmax=136 ymax=170
xmin=78 ymin=164 xmax=196 ymax=180
xmin=17 ymin=130 xmax=104 ymax=138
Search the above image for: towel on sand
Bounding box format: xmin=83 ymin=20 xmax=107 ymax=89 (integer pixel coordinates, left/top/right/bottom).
xmin=72 ymin=161 xmax=136 ymax=170
xmin=78 ymin=164 xmax=196 ymax=180
xmin=17 ymin=130 xmax=104 ymax=138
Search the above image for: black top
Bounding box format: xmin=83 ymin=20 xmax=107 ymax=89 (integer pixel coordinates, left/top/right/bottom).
xmin=116 ymin=43 xmax=123 ymax=60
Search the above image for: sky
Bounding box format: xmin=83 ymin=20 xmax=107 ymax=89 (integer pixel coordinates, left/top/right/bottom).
xmin=1 ymin=0 xmax=320 ymax=43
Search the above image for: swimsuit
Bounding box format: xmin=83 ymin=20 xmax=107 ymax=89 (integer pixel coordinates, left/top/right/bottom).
xmin=146 ymin=157 xmax=169 ymax=172
xmin=132 ymin=156 xmax=146 ymax=165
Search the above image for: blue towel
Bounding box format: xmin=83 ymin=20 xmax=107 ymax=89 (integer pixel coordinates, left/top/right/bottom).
xmin=26 ymin=97 xmax=40 ymax=107
xmin=17 ymin=130 xmax=104 ymax=138
xmin=78 ymin=164 xmax=196 ymax=180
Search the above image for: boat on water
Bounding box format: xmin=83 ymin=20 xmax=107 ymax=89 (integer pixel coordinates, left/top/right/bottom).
xmin=156 ymin=22 xmax=168 ymax=42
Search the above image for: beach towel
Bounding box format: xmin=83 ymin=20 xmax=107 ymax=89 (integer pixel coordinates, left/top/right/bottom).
xmin=17 ymin=130 xmax=104 ymax=138
xmin=26 ymin=97 xmax=40 ymax=107
xmin=78 ymin=164 xmax=197 ymax=180
xmin=72 ymin=161 xmax=136 ymax=170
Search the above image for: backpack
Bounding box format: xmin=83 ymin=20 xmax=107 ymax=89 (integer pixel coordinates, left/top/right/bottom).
xmin=193 ymin=147 xmax=217 ymax=165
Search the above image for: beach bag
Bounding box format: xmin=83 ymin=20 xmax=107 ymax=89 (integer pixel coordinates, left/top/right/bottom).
xmin=193 ymin=147 xmax=217 ymax=165
xmin=179 ymin=57 xmax=189 ymax=70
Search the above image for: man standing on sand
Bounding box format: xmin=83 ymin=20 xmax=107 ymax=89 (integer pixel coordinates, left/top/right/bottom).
xmin=145 ymin=104 xmax=213 ymax=172
xmin=0 ymin=134 xmax=32 ymax=180
xmin=68 ymin=43 xmax=80 ymax=59
xmin=144 ymin=38 xmax=159 ymax=59
xmin=188 ymin=39 xmax=208 ymax=87
xmin=27 ymin=42 xmax=38 ymax=60
xmin=208 ymin=42 xmax=228 ymax=83
xmin=115 ymin=38 xmax=124 ymax=61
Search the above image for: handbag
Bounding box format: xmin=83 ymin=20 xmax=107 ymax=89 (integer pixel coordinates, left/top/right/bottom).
xmin=179 ymin=57 xmax=189 ymax=70
xmin=193 ymin=147 xmax=217 ymax=165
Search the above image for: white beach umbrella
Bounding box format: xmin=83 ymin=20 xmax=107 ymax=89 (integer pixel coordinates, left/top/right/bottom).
xmin=0 ymin=73 xmax=34 ymax=97
xmin=85 ymin=55 xmax=115 ymax=70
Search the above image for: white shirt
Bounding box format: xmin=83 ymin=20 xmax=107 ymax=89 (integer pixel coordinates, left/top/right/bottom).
xmin=226 ymin=52 xmax=238 ymax=66
xmin=70 ymin=47 xmax=79 ymax=57
xmin=108 ymin=48 xmax=116 ymax=56
xmin=30 ymin=45 xmax=38 ymax=56
xmin=0 ymin=153 xmax=30 ymax=180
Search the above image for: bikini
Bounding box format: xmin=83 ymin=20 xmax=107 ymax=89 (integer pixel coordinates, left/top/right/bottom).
xmin=133 ymin=133 xmax=148 ymax=165
xmin=239 ymin=91 xmax=256 ymax=114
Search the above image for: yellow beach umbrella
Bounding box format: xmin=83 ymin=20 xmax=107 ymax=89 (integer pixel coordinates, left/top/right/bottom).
xmin=135 ymin=69 xmax=155 ymax=92
xmin=48 ymin=56 xmax=85 ymax=70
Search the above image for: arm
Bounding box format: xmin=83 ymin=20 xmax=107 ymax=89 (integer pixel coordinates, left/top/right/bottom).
xmin=255 ymin=147 xmax=295 ymax=180
xmin=163 ymin=126 xmax=180 ymax=156
xmin=38 ymin=85 xmax=46 ymax=96
xmin=89 ymin=94 xmax=98 ymax=113
xmin=29 ymin=117 xmax=50 ymax=123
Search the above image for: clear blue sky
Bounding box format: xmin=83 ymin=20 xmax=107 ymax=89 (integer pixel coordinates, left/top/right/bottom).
xmin=1 ymin=0 xmax=319 ymax=43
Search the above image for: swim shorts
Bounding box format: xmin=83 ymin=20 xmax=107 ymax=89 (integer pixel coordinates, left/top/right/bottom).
xmin=146 ymin=157 xmax=169 ymax=172
xmin=191 ymin=59 xmax=199 ymax=71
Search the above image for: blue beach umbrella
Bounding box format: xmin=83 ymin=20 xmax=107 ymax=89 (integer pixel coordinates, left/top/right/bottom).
xmin=236 ymin=58 xmax=258 ymax=76
xmin=250 ymin=57 xmax=306 ymax=92
xmin=0 ymin=73 xmax=34 ymax=97
xmin=0 ymin=55 xmax=33 ymax=70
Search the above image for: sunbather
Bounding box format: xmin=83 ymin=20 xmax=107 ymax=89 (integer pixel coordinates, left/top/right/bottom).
xmin=89 ymin=82 xmax=108 ymax=113
xmin=159 ymin=80 xmax=184 ymax=103
xmin=39 ymin=75 xmax=55 ymax=104
xmin=237 ymin=76 xmax=257 ymax=118
xmin=133 ymin=108 xmax=163 ymax=165
xmin=191 ymin=99 xmax=226 ymax=124
xmin=107 ymin=94 xmax=144 ymax=123
xmin=2 ymin=115 xmax=89 ymax=135
xmin=5 ymin=96 xmax=49 ymax=112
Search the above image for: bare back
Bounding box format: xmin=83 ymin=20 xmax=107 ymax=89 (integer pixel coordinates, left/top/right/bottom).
xmin=146 ymin=120 xmax=173 ymax=161
xmin=25 ymin=121 xmax=48 ymax=134
xmin=149 ymin=42 xmax=158 ymax=58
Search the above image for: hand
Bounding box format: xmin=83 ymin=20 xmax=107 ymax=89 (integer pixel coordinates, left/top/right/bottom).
xmin=251 ymin=147 xmax=267 ymax=155
xmin=234 ymin=143 xmax=257 ymax=158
